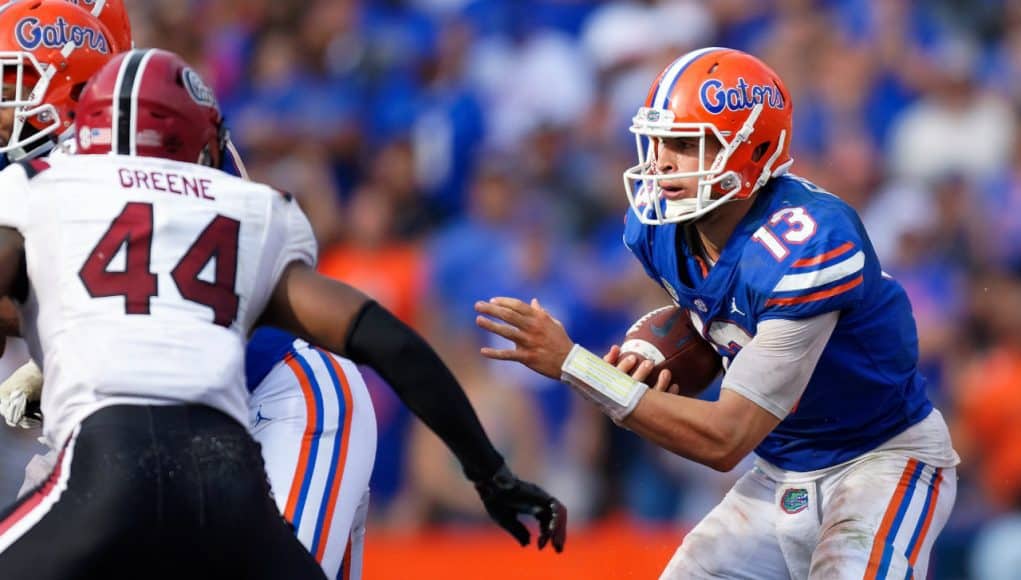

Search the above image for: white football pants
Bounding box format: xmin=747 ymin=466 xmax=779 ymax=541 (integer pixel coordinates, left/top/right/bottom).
xmin=250 ymin=340 xmax=377 ymax=580
xmin=661 ymin=411 xmax=957 ymax=579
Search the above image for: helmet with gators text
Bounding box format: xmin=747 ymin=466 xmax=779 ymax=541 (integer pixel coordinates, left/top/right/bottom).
xmin=623 ymin=47 xmax=794 ymax=224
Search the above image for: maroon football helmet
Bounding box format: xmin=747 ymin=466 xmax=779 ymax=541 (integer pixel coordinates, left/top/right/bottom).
xmin=74 ymin=48 xmax=226 ymax=167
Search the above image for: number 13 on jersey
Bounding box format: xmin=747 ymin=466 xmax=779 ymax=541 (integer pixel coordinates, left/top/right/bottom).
xmin=78 ymin=202 xmax=241 ymax=327
xmin=751 ymin=207 xmax=817 ymax=260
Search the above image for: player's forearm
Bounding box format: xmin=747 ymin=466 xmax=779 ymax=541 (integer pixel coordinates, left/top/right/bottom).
xmin=622 ymin=391 xmax=745 ymax=471
xmin=558 ymin=345 xmax=748 ymax=470
xmin=625 ymin=314 xmax=838 ymax=470
xmin=345 ymin=301 xmax=505 ymax=482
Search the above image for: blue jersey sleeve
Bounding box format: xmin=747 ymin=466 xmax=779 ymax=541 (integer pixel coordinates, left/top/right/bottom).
xmin=752 ymin=204 xmax=867 ymax=321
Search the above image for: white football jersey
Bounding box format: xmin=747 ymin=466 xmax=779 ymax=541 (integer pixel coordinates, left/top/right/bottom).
xmin=0 ymin=153 xmax=317 ymax=449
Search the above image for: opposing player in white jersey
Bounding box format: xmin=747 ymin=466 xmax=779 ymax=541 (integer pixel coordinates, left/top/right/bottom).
xmin=0 ymin=6 xmax=567 ymax=576
xmin=0 ymin=48 xmax=565 ymax=578
xmin=0 ymin=46 xmax=328 ymax=579
xmin=0 ymin=4 xmax=377 ymax=575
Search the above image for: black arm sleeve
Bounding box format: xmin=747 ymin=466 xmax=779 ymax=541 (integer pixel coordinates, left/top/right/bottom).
xmin=344 ymin=301 xmax=505 ymax=482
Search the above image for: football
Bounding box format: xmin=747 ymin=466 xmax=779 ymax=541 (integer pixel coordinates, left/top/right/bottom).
xmin=620 ymin=305 xmax=722 ymax=394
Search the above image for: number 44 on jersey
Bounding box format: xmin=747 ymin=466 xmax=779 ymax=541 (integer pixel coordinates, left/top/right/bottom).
xmin=78 ymin=202 xmax=240 ymax=327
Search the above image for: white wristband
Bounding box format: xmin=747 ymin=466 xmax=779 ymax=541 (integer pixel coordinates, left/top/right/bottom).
xmin=560 ymin=344 xmax=648 ymax=422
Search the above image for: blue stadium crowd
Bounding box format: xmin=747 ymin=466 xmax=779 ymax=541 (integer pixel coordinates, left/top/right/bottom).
xmin=3 ymin=1 xmax=1021 ymax=577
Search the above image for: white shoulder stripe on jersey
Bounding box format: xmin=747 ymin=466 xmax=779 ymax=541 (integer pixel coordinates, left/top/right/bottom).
xmin=653 ymin=47 xmax=724 ymax=109
xmin=773 ymin=251 xmax=865 ymax=293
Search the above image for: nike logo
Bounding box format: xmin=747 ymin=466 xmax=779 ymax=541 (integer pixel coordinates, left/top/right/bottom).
xmin=651 ymin=311 xmax=681 ymax=337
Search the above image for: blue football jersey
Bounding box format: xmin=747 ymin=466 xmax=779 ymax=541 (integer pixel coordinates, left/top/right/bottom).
xmin=623 ymin=174 xmax=932 ymax=471
xmin=245 ymin=327 xmax=298 ymax=392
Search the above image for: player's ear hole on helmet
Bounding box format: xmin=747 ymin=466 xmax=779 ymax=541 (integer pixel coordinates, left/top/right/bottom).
xmin=751 ymin=142 xmax=771 ymax=163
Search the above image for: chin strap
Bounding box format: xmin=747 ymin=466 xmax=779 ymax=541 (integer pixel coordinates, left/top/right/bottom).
xmin=754 ymin=129 xmax=788 ymax=191
xmin=224 ymin=135 xmax=249 ymax=180
xmin=211 ymin=123 xmax=249 ymax=180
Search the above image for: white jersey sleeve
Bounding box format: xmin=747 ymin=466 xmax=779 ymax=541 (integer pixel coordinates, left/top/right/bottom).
xmin=721 ymin=311 xmax=838 ymax=420
xmin=239 ymin=192 xmax=317 ymax=332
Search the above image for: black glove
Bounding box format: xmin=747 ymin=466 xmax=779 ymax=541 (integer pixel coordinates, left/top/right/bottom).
xmin=474 ymin=464 xmax=567 ymax=553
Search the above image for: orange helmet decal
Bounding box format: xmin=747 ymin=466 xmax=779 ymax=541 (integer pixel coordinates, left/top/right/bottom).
xmin=13 ymin=9 xmax=113 ymax=53
xmin=624 ymin=47 xmax=794 ymax=225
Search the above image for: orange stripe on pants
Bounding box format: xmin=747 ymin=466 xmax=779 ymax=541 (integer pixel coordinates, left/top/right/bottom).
xmin=283 ymin=353 xmax=319 ymax=522
xmin=907 ymin=468 xmax=944 ymax=567
xmin=864 ymin=458 xmax=919 ymax=579
xmin=312 ymin=350 xmax=355 ymax=563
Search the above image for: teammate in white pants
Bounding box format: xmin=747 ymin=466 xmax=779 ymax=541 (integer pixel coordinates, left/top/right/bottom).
xmin=247 ymin=328 xmax=377 ymax=578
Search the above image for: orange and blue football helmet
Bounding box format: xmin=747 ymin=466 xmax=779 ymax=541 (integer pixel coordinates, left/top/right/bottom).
xmin=623 ymin=47 xmax=794 ymax=224
xmin=0 ymin=0 xmax=125 ymax=160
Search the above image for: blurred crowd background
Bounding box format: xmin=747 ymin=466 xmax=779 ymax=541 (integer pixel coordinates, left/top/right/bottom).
xmin=3 ymin=0 xmax=1021 ymax=577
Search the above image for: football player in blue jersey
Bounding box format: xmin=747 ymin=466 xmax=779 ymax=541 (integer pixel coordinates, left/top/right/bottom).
xmin=476 ymin=47 xmax=958 ymax=579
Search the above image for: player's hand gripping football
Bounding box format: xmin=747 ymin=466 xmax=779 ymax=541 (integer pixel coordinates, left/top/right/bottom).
xmin=476 ymin=297 xmax=678 ymax=392
xmin=0 ymin=360 xmax=43 ymax=429
xmin=603 ymin=344 xmax=682 ymax=395
xmin=475 ymin=297 xmax=574 ymax=379
xmin=474 ymin=464 xmax=567 ymax=553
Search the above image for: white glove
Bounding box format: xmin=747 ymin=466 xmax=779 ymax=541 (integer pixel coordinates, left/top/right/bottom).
xmin=0 ymin=360 xmax=43 ymax=429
